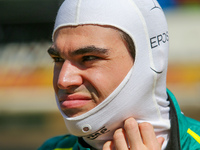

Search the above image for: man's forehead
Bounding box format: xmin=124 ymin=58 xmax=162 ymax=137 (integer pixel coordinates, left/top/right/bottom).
xmin=52 ymin=25 xmax=121 ymax=49
xmin=53 ymin=24 xmax=123 ymax=41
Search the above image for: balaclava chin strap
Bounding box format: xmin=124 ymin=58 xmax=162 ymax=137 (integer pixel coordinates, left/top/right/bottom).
xmin=53 ymin=0 xmax=170 ymax=149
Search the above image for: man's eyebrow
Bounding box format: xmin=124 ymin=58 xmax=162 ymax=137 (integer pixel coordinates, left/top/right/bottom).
xmin=70 ymin=46 xmax=109 ymax=56
xmin=47 ymin=47 xmax=60 ymax=56
xmin=47 ymin=45 xmax=109 ymax=57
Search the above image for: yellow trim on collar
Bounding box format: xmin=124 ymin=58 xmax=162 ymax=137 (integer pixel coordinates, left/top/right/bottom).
xmin=187 ymin=128 xmax=200 ymax=144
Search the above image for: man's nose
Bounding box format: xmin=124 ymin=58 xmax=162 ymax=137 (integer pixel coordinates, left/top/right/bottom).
xmin=57 ymin=61 xmax=83 ymax=89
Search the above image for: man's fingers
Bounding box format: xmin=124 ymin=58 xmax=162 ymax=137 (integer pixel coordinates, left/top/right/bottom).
xmin=124 ymin=118 xmax=164 ymax=150
xmin=113 ymin=128 xmax=129 ymax=150
xmin=139 ymin=122 xmax=165 ymax=149
xmin=157 ymin=137 xmax=165 ymax=148
xmin=124 ymin=118 xmax=143 ymax=149
xmin=139 ymin=122 xmax=159 ymax=148
xmin=103 ymin=140 xmax=113 ymax=150
xmin=108 ymin=118 xmax=164 ymax=150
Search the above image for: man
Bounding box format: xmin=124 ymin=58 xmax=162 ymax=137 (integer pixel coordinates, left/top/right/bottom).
xmin=39 ymin=0 xmax=200 ymax=150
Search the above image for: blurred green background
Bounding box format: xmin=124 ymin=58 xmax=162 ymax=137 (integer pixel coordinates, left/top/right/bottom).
xmin=0 ymin=0 xmax=200 ymax=149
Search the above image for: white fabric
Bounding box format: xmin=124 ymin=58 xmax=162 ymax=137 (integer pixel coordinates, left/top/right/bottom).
xmin=53 ymin=0 xmax=171 ymax=149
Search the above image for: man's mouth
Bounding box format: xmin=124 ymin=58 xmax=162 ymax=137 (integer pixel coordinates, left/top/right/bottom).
xmin=59 ymin=94 xmax=92 ymax=109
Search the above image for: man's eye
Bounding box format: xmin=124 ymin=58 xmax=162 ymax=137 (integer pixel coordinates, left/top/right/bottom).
xmin=53 ymin=57 xmax=64 ymax=62
xmin=82 ymin=56 xmax=100 ymax=62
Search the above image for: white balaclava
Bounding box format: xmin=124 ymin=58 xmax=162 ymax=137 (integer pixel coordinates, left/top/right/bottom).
xmin=53 ymin=0 xmax=171 ymax=149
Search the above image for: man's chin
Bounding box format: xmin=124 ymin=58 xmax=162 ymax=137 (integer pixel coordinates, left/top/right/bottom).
xmin=61 ymin=104 xmax=95 ymax=118
xmin=61 ymin=109 xmax=87 ymax=118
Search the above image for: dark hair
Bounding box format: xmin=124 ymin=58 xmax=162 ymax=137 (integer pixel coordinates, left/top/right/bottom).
xmin=120 ymin=31 xmax=135 ymax=60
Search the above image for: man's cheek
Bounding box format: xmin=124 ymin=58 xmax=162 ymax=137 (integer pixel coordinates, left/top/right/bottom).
xmin=53 ymin=70 xmax=60 ymax=92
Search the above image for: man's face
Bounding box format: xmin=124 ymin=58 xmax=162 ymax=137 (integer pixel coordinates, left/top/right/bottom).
xmin=49 ymin=25 xmax=133 ymax=117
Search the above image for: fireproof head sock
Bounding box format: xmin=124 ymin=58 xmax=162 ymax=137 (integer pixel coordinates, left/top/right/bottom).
xmin=53 ymin=0 xmax=171 ymax=149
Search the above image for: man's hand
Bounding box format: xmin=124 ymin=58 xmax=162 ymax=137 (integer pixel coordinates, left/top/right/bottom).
xmin=103 ymin=118 xmax=164 ymax=150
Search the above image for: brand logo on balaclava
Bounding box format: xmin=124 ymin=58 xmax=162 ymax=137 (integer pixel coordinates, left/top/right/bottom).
xmin=83 ymin=126 xmax=110 ymax=140
xmin=151 ymin=0 xmax=161 ymax=10
xmin=149 ymin=31 xmax=169 ymax=74
xmin=150 ymin=31 xmax=169 ymax=49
